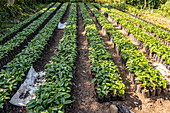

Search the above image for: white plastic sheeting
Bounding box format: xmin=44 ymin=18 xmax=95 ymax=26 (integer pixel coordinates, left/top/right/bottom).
xmin=152 ymin=62 xmax=170 ymax=85
xmin=9 ymin=66 xmax=46 ymax=106
xmin=58 ymin=22 xmax=67 ymax=29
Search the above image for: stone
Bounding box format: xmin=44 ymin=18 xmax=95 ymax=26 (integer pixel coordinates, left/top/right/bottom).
xmin=110 ymin=105 xmax=118 ymax=113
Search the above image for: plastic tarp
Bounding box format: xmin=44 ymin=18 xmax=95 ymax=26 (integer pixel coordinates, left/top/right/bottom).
xmin=58 ymin=22 xmax=67 ymax=29
xmin=9 ymin=66 xmax=46 ymax=106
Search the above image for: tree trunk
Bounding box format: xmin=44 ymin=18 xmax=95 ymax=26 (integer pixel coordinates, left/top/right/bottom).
xmin=144 ymin=0 xmax=147 ymax=9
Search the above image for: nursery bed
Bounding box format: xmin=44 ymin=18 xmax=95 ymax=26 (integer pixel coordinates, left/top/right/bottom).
xmin=0 ymin=2 xmax=170 ymax=113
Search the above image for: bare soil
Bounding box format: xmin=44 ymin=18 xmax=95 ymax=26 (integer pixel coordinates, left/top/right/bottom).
xmin=88 ymin=4 xmax=170 ymax=113
xmin=140 ymin=14 xmax=170 ymax=32
xmin=1 ymin=3 xmax=170 ymax=113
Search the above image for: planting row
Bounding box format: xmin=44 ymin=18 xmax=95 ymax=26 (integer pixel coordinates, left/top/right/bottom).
xmin=107 ymin=3 xmax=170 ymax=32
xmin=80 ymin=3 xmax=125 ymax=102
xmin=27 ymin=3 xmax=77 ymax=113
xmin=96 ymin=4 xmax=170 ymax=67
xmin=0 ymin=3 xmax=54 ymax=42
xmin=87 ymin=3 xmax=169 ymax=97
xmin=0 ymin=3 xmax=61 ymax=62
xmin=0 ymin=3 xmax=68 ymax=109
xmin=100 ymin=4 xmax=170 ymax=44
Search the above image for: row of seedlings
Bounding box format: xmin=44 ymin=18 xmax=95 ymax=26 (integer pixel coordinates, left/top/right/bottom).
xmin=102 ymin=4 xmax=170 ymax=42
xmin=87 ymin=3 xmax=169 ymax=98
xmin=108 ymin=3 xmax=170 ymax=32
xmin=99 ymin=4 xmax=170 ymax=46
xmin=80 ymin=3 xmax=125 ymax=102
xmin=26 ymin=3 xmax=77 ymax=113
xmin=0 ymin=3 xmax=54 ymax=41
xmin=0 ymin=3 xmax=61 ymax=62
xmin=96 ymin=4 xmax=170 ymax=70
xmin=0 ymin=3 xmax=68 ymax=109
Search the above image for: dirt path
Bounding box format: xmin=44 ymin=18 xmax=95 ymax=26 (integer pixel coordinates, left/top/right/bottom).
xmin=87 ymin=4 xmax=170 ymax=113
xmin=105 ymin=9 xmax=170 ymax=47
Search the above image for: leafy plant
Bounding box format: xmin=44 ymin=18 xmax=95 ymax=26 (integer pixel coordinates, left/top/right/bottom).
xmin=99 ymin=4 xmax=170 ymax=65
xmin=0 ymin=3 xmax=54 ymax=41
xmin=27 ymin=3 xmax=77 ymax=112
xmin=0 ymin=3 xmax=59 ymax=61
xmin=88 ymin=3 xmax=168 ymax=90
xmin=0 ymin=2 xmax=68 ymax=109
xmin=80 ymin=3 xmax=125 ymax=97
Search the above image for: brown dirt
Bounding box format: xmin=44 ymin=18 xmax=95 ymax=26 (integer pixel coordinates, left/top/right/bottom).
xmin=89 ymin=4 xmax=170 ymax=113
xmin=112 ymin=11 xmax=170 ymax=47
xmin=113 ymin=12 xmax=170 ymax=47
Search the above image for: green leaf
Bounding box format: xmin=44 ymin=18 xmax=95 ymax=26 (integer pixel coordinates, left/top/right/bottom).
xmin=63 ymin=100 xmax=72 ymax=104
xmin=27 ymin=103 xmax=36 ymax=109
xmin=0 ymin=103 xmax=4 ymax=109
xmin=58 ymin=111 xmax=64 ymax=113
xmin=64 ymin=93 xmax=71 ymax=99
xmin=92 ymin=78 xmax=96 ymax=83
xmin=55 ymin=92 xmax=66 ymax=98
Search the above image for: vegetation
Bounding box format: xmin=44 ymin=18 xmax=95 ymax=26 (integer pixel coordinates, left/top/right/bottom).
xmin=27 ymin=3 xmax=77 ymax=112
xmin=91 ymin=3 xmax=168 ymax=91
xmin=0 ymin=0 xmax=169 ymax=112
xmin=0 ymin=2 xmax=65 ymax=109
xmin=80 ymin=3 xmax=125 ymax=97
xmin=0 ymin=3 xmax=58 ymax=61
xmin=101 ymin=5 xmax=170 ymax=65
xmin=92 ymin=0 xmax=168 ymax=9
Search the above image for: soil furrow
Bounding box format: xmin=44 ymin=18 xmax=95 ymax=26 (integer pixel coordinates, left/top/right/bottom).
xmin=0 ymin=3 xmax=63 ymax=70
xmin=125 ymin=18 xmax=170 ymax=48
xmin=33 ymin=4 xmax=71 ymax=72
xmin=9 ymin=4 xmax=71 ymax=113
xmin=0 ymin=3 xmax=55 ymax=45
